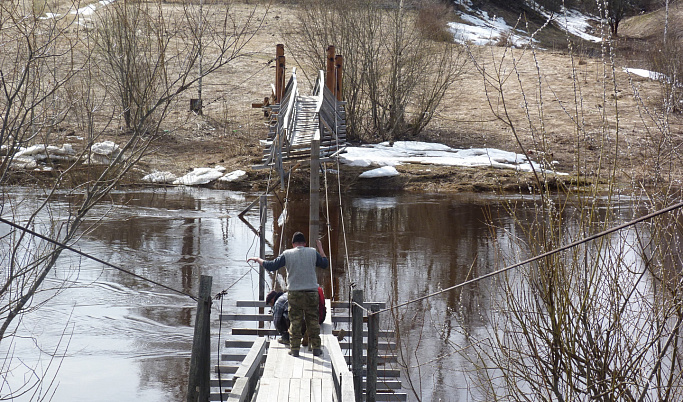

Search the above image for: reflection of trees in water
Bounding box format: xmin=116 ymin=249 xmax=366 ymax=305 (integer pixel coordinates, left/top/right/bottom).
xmin=342 ymin=196 xmax=559 ymax=400
xmin=180 ymin=216 xmax=199 ymax=295
xmin=138 ymin=356 xmax=190 ymax=401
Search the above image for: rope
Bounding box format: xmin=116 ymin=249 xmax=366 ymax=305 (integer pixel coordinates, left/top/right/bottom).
xmin=322 ymin=162 xmax=335 ymax=299
xmin=369 ymin=199 xmax=683 ymax=316
xmin=333 ymin=144 xmax=352 ymax=287
xmin=216 ymin=295 xmax=226 ymax=401
xmin=278 ymin=167 xmax=293 ymax=264
xmin=0 ymin=216 xmax=198 ymax=301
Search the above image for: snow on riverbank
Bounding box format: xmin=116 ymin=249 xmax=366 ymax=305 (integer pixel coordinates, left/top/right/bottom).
xmin=339 ymin=141 xmax=562 ymax=178
xmin=3 ymin=142 xmax=122 ymax=170
xmin=147 ymin=141 xmax=562 ymax=185
xmin=5 ymin=140 xmax=562 ymax=184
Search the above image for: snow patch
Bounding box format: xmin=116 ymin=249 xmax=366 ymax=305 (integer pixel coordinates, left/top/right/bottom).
xmin=359 ymin=166 xmax=400 ymax=179
xmin=142 ymin=171 xmax=177 ymax=184
xmin=86 ymin=141 xmax=121 ymax=165
xmin=451 ymin=0 xmax=603 ymax=47
xmin=623 ymin=67 xmax=668 ymax=81
xmin=218 ymin=169 xmax=247 ymax=182
xmin=173 ymin=167 xmax=225 ymax=186
xmin=340 ymin=141 xmax=564 ymax=175
xmin=551 ymin=8 xmax=603 ymax=43
xmin=15 ymin=144 xmax=76 ymax=161
xmin=449 ymin=10 xmax=532 ymax=47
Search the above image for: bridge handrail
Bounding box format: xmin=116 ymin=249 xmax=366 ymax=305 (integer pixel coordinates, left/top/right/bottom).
xmin=313 ymin=69 xmax=340 ymax=140
xmin=280 ymin=68 xmax=298 ymax=149
xmin=227 ymin=337 xmax=267 ymax=402
xmin=325 ymin=333 xmax=356 ymax=401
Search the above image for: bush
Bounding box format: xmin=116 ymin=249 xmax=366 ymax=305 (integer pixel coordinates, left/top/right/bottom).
xmin=416 ymin=1 xmax=455 ymax=43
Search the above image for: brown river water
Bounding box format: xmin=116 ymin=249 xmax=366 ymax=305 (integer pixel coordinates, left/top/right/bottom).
xmin=2 ymin=187 xmax=641 ymax=401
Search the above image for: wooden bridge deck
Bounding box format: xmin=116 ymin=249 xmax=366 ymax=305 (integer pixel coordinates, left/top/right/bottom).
xmin=255 ymin=324 xmax=336 ymax=401
xmin=255 ymin=69 xmax=347 ymax=173
xmin=220 ymin=300 xmax=406 ymax=401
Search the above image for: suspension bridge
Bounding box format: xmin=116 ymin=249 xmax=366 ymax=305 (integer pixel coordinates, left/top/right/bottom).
xmin=196 ymin=45 xmax=406 ymax=402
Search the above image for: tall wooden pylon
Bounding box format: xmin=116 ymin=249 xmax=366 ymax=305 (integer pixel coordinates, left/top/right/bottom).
xmin=275 ymin=44 xmax=285 ymax=103
xmin=335 ymin=55 xmax=343 ymax=101
xmin=325 ymin=46 xmax=336 ymax=95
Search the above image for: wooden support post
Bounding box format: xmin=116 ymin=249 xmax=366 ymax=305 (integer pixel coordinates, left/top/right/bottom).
xmin=259 ymin=195 xmax=267 ymax=301
xmin=325 ymin=45 xmax=335 ymax=93
xmin=309 ymin=128 xmax=320 ymax=245
xmin=277 ymin=55 xmax=286 ymax=103
xmin=187 ymin=275 xmax=212 ymax=402
xmin=335 ymin=55 xmax=343 ymax=101
xmin=366 ymin=304 xmax=379 ymax=402
xmin=352 ymin=290 xmax=364 ymax=402
xmin=275 ymin=44 xmax=285 ymax=103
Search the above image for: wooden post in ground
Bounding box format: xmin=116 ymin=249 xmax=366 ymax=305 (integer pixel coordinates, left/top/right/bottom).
xmin=352 ymin=290 xmax=364 ymax=402
xmin=325 ymin=45 xmax=335 ymax=93
xmin=259 ymin=195 xmax=267 ymax=301
xmin=335 ymin=55 xmax=343 ymax=101
xmin=275 ymin=44 xmax=285 ymax=103
xmin=366 ymin=304 xmax=379 ymax=402
xmin=187 ymin=275 xmax=213 ymax=402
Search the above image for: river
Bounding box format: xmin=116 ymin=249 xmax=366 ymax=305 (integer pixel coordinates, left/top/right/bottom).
xmin=1 ymin=187 xmax=644 ymax=401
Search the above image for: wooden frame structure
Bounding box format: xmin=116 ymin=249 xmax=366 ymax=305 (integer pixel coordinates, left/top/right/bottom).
xmin=213 ymin=299 xmax=407 ymax=401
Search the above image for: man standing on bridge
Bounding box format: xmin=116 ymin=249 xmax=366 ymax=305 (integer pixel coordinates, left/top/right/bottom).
xmin=248 ymin=231 xmax=328 ymax=357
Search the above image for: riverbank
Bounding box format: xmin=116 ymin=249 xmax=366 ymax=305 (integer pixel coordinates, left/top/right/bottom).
xmin=5 ymin=1 xmax=682 ymax=195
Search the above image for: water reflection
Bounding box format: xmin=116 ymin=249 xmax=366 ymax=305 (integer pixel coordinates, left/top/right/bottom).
xmin=4 ymin=187 xmax=647 ymax=401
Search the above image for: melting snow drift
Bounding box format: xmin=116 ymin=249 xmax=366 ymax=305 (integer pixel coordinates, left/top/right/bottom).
xmin=339 ymin=141 xmax=561 ymax=175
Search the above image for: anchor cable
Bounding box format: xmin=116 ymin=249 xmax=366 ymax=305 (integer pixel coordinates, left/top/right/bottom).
xmin=367 ymin=198 xmax=683 ymax=316
xmin=0 ymin=216 xmax=198 ymax=301
xmin=322 ymin=162 xmax=334 ymax=299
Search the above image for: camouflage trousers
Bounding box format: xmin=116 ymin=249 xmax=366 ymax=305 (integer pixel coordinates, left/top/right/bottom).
xmin=288 ymin=290 xmax=320 ymax=350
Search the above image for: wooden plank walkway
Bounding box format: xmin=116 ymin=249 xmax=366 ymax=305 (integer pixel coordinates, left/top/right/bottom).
xmin=288 ymin=96 xmax=320 ymax=150
xmin=219 ymin=299 xmax=405 ymax=401
xmin=254 ymin=307 xmax=337 ymax=401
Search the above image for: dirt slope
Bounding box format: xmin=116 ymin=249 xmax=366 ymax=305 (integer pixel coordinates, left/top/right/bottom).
xmin=620 ymin=2 xmax=683 ymax=40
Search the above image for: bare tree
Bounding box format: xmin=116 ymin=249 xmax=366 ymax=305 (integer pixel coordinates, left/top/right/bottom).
xmin=0 ymin=0 xmax=265 ymax=398
xmin=459 ymin=6 xmax=683 ymax=400
xmin=289 ymin=0 xmax=467 ymax=142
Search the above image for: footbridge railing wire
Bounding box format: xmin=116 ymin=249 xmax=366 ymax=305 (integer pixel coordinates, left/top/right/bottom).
xmin=345 ymin=199 xmax=683 ymax=402
xmin=360 ymin=198 xmax=683 ymax=317
xmin=0 ymin=216 xmax=199 ymax=301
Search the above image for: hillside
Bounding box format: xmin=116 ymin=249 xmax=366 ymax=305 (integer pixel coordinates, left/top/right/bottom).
xmin=620 ymin=1 xmax=683 ymax=40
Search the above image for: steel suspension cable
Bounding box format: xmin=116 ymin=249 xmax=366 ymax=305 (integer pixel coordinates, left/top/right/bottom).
xmin=334 ymin=150 xmax=352 ymax=286
xmin=0 ymin=216 xmax=198 ymax=301
xmin=322 ymin=162 xmax=334 ymax=299
xmin=273 ymin=166 xmax=294 ymax=290
xmin=367 ymin=199 xmax=683 ymax=316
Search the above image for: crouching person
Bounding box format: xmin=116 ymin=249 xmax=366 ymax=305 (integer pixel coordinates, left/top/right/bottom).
xmin=266 ymin=290 xmax=291 ymax=345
